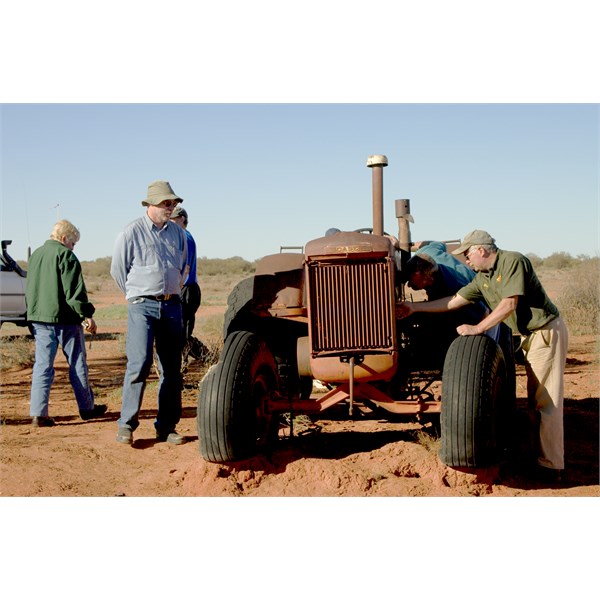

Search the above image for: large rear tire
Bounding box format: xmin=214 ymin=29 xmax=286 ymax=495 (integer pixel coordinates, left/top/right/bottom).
xmin=440 ymin=335 xmax=507 ymax=468
xmin=198 ymin=330 xmax=279 ymax=462
xmin=222 ymin=277 xmax=255 ymax=338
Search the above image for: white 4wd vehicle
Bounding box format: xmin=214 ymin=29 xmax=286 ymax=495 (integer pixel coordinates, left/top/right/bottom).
xmin=0 ymin=240 xmax=27 ymax=328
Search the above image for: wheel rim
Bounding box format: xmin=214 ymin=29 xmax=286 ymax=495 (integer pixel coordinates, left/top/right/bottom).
xmin=251 ymin=368 xmax=277 ymax=446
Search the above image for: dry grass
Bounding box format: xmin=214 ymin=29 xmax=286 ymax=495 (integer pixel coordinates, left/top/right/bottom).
xmin=555 ymin=259 xmax=600 ymax=335
xmin=193 ymin=337 xmax=223 ymax=380
xmin=197 ymin=313 xmax=225 ymax=340
xmin=415 ymin=429 xmax=442 ymax=455
xmin=198 ymin=272 xmax=249 ymax=306
xmin=0 ymin=336 xmax=35 ymax=370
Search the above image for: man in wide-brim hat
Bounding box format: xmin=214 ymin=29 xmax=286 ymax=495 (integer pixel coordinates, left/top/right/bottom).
xmin=110 ymin=180 xmax=188 ymax=447
xmin=141 ymin=180 xmax=183 ymax=206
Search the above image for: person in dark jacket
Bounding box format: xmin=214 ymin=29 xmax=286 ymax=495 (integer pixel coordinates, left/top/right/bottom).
xmin=170 ymin=205 xmax=206 ymax=367
xmin=26 ymin=220 xmax=106 ymax=427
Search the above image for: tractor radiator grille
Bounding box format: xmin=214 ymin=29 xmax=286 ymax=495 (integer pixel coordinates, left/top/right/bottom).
xmin=307 ymin=258 xmax=395 ymax=355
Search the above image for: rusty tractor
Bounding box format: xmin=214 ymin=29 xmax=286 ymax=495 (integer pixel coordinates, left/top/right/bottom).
xmin=197 ymin=155 xmax=515 ymax=468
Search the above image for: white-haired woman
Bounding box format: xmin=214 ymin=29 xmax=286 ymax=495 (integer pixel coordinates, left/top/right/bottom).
xmin=26 ymin=220 xmax=106 ymax=426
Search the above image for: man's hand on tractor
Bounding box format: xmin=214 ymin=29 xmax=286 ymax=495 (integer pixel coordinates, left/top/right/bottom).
xmin=395 ymin=302 xmax=414 ymax=319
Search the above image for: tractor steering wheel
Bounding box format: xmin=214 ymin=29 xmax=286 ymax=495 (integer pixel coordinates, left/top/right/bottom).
xmin=354 ymin=227 xmax=392 ymax=237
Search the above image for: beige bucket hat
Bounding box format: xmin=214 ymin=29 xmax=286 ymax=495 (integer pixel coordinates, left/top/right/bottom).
xmin=141 ymin=180 xmax=183 ymax=206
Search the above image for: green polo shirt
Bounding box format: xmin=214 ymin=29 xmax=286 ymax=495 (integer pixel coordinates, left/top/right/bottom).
xmin=458 ymin=249 xmax=559 ymax=335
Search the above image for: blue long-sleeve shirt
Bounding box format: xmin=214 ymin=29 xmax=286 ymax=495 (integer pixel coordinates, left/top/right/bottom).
xmin=110 ymin=213 xmax=188 ymax=301
xmin=183 ymin=229 xmax=198 ymax=285
xmin=416 ymin=241 xmax=475 ymax=287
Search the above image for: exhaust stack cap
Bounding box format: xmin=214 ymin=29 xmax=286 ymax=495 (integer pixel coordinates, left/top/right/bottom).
xmin=366 ymin=155 xmax=388 ymax=168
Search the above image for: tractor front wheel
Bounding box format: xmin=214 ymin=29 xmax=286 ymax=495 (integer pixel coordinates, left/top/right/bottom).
xmin=198 ymin=330 xmax=279 ymax=462
xmin=440 ymin=334 xmax=508 ymax=468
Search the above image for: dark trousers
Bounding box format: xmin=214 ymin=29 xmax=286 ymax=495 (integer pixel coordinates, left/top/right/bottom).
xmin=181 ymin=282 xmax=201 ymax=339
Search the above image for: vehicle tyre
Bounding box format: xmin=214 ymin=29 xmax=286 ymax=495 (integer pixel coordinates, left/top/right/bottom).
xmin=198 ymin=330 xmax=279 ymax=462
xmin=223 ymin=276 xmax=255 ymax=337
xmin=440 ymin=334 xmax=507 ymax=468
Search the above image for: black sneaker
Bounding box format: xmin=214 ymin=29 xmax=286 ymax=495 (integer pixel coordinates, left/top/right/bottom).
xmin=80 ymin=404 xmax=108 ymax=421
xmin=32 ymin=416 xmax=56 ymax=427
xmin=156 ymin=430 xmax=185 ymax=445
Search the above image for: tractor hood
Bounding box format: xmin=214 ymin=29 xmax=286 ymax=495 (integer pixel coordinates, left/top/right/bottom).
xmin=305 ymin=231 xmax=394 ymax=260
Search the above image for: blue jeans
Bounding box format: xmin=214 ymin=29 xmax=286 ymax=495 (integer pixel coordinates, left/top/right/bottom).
xmin=30 ymin=322 xmax=94 ymax=417
xmin=118 ymin=297 xmax=183 ymax=433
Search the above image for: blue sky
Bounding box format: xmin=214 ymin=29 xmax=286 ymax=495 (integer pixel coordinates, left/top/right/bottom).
xmin=1 ymin=103 xmax=598 ymax=262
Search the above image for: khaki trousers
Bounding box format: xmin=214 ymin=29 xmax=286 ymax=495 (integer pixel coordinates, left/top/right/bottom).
xmin=521 ymin=316 xmax=569 ymax=470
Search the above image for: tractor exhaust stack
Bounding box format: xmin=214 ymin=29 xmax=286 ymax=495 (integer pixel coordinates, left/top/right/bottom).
xmin=366 ymin=154 xmax=388 ymax=236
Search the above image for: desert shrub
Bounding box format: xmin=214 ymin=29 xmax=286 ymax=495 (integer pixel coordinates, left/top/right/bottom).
xmin=0 ymin=336 xmax=35 ymax=370
xmin=555 ymin=258 xmax=600 ymax=335
xmin=542 ymin=251 xmax=577 ymax=270
xmin=82 ymin=257 xmax=112 ymax=278
xmin=526 ymin=253 xmax=543 ymax=269
xmin=198 ymin=256 xmax=256 ymax=277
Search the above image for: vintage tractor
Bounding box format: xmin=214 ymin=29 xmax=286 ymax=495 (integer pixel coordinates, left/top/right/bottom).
xmin=198 ymin=155 xmax=515 ymax=468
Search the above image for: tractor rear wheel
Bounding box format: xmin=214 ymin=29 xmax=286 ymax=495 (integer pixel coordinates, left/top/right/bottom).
xmin=440 ymin=334 xmax=508 ymax=468
xmin=198 ymin=330 xmax=279 ymax=462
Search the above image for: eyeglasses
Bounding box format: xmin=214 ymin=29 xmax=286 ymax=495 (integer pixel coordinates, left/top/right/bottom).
xmin=465 ymin=246 xmax=479 ymax=259
xmin=159 ymin=200 xmax=179 ymax=208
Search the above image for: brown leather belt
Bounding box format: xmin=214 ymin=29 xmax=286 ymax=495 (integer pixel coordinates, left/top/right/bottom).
xmin=141 ymin=294 xmax=176 ymax=302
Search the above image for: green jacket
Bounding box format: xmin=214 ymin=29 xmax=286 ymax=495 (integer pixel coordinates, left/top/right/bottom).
xmin=25 ymin=239 xmax=95 ymax=324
